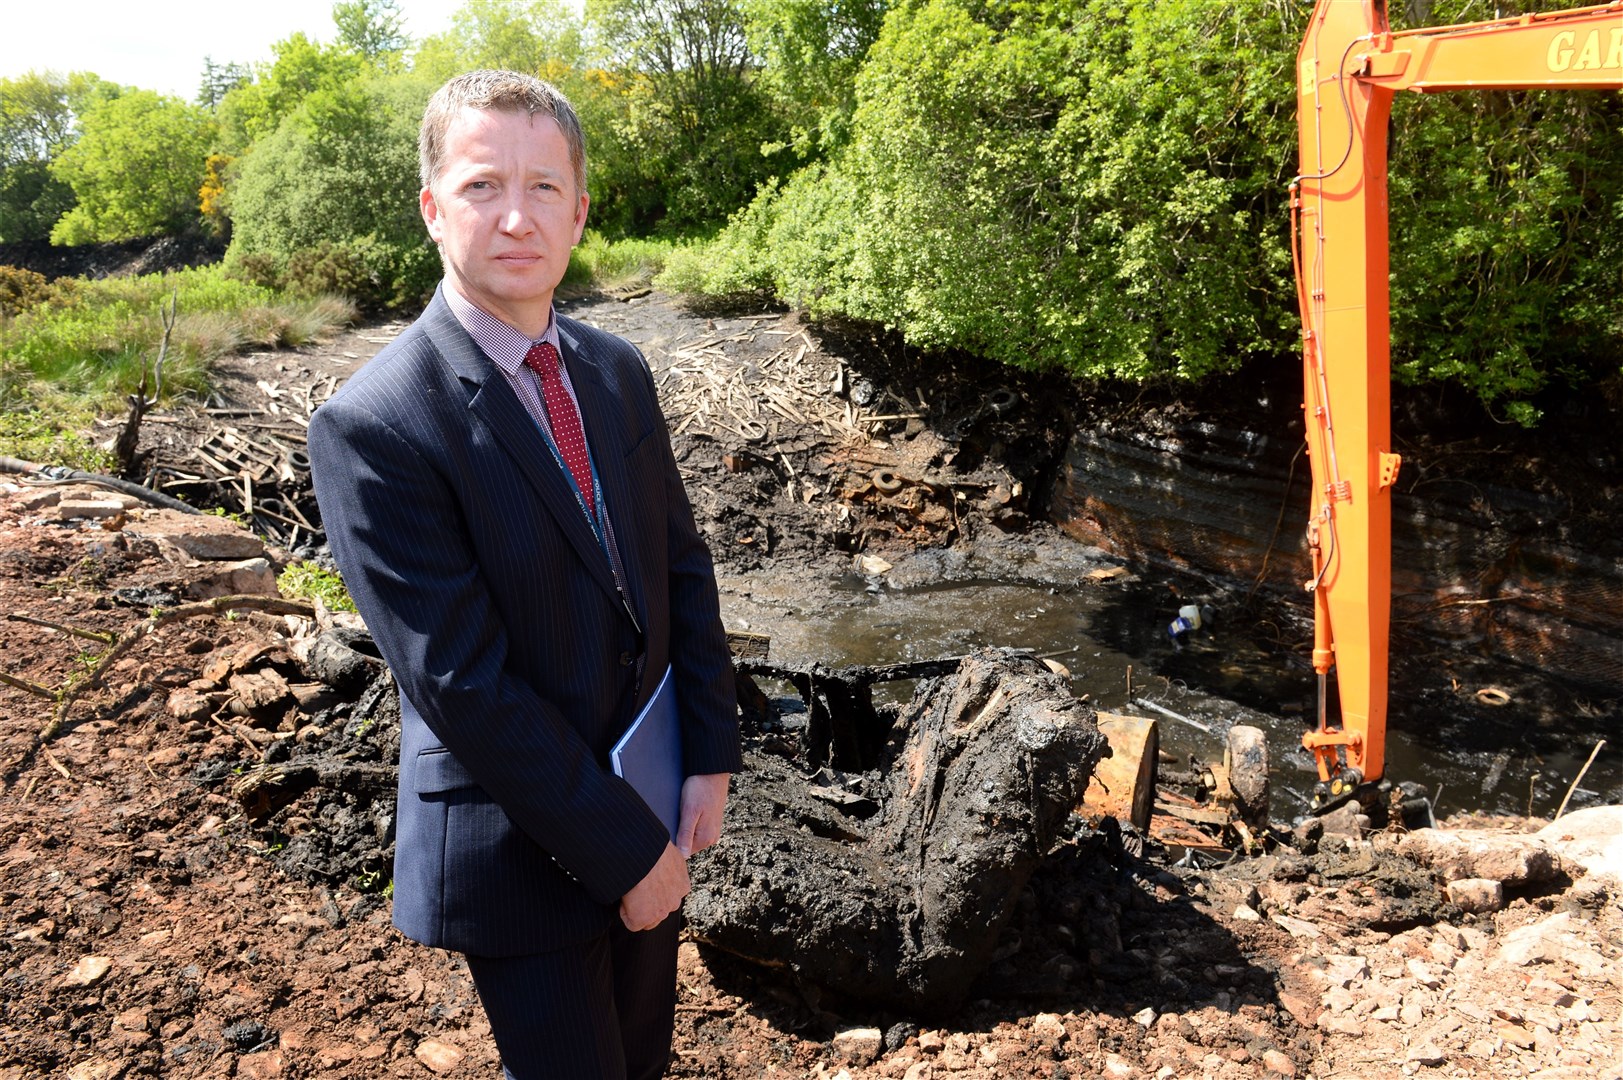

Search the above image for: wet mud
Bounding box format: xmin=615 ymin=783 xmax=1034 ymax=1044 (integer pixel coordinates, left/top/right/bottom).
xmin=687 ymin=650 xmax=1105 ymax=1013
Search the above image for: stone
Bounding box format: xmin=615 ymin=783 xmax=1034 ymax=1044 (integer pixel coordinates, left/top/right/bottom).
xmin=228 ymin=669 xmax=292 ymax=715
xmin=113 ymin=1009 xmax=149 ymax=1033
xmin=1406 ymin=1042 xmax=1446 ymax=1066
xmin=187 ymin=557 xmax=279 ymax=599
xmin=17 ymin=487 xmax=61 ymax=510
xmin=57 ymin=497 xmax=130 ymax=521
xmin=238 ymin=1049 xmax=287 ymax=1079
xmin=1317 ymin=1012 xmax=1363 ymax=1036
xmin=1406 ymin=958 xmax=1442 ymax=989
xmin=165 ymin=689 xmax=214 ymax=722
xmin=1536 ymin=806 xmax=1623 ymax=883
xmin=1494 ymin=1021 xmax=1536 ymax=1049
xmin=1030 ymin=1012 xmax=1067 ymax=1048
xmin=1324 ymin=954 xmax=1370 ymax=988
xmin=1261 ymin=1048 xmax=1297 ymax=1077
xmin=1446 ymin=877 xmax=1505 ymax=914
xmin=1277 ymin=990 xmax=1318 ymax=1027
xmin=62 ymin=955 xmax=113 ymax=988
xmin=1495 ymin=912 xmax=1608 ymax=976
xmin=1391 ymin=827 xmax=1560 ymax=887
xmin=1322 ymin=987 xmax=1358 ymax=1015
xmin=833 ymin=1028 xmax=883 ymax=1066
xmin=125 ymin=509 xmax=265 ymax=560
xmin=1270 ymin=914 xmax=1321 ymax=939
xmin=917 ymin=1030 xmax=945 ymax=1055
xmin=413 ymin=1039 xmax=463 ymax=1074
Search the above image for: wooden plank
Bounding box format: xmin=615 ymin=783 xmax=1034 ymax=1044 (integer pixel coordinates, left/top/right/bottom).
xmin=1079 ymin=712 xmax=1158 ymax=831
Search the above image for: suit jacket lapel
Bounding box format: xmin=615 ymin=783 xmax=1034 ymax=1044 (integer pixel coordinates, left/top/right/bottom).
xmin=559 ymin=322 xmax=652 ymax=634
xmin=419 ymin=293 xmax=620 ymax=606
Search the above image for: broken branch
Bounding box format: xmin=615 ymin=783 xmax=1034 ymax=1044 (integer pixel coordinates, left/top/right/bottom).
xmin=7 ymin=611 xmax=117 ymax=644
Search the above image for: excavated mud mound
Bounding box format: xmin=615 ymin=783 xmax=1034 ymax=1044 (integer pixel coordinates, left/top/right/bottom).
xmin=686 ymin=649 xmax=1106 ymax=1013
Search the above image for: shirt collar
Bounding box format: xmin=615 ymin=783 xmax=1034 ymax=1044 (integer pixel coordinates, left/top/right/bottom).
xmin=442 ymin=284 xmax=561 ymax=378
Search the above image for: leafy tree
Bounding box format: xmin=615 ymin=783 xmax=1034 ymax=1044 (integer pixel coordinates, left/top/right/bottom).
xmin=198 ymin=58 xmax=252 ymax=109
xmin=0 ymin=70 xmax=117 ymax=242
xmin=1 ymin=72 xmax=76 ymax=165
xmin=216 ymin=33 xmax=367 ymax=154
xmin=0 ymin=162 xmax=74 ymax=242
xmin=586 ymin=0 xmax=786 ymax=232
xmin=413 ymin=0 xmax=587 ymax=79
xmin=1383 ymin=0 xmax=1623 ymax=423
xmin=334 ymin=0 xmax=410 ymax=64
xmin=674 ymin=0 xmax=1619 ymax=418
xmin=740 ymin=0 xmax=888 ymax=157
xmin=679 ymin=0 xmax=1297 ymax=381
xmin=226 ymin=73 xmax=438 ymax=309
xmin=48 ymin=89 xmax=214 ymax=244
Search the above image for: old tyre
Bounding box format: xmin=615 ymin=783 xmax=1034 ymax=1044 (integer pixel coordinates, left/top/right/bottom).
xmin=871 ymin=468 xmax=905 ymax=494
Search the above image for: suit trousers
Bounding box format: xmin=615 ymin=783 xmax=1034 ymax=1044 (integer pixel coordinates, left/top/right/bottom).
xmin=464 ymin=912 xmax=682 ymax=1080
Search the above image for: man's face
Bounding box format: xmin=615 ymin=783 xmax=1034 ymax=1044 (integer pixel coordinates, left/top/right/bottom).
xmin=421 ymin=106 xmax=588 ymax=336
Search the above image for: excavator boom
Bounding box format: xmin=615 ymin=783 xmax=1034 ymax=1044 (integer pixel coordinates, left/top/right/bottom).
xmin=1292 ymin=0 xmax=1621 ymax=802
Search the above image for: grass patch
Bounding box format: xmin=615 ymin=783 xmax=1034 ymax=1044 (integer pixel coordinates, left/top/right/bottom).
xmin=0 ymin=397 xmax=115 ymax=474
xmin=1 ymin=265 xmax=357 ymax=409
xmin=0 ymin=263 xmax=357 ymax=468
xmin=276 ymin=560 xmax=357 ymax=613
xmin=562 ymin=231 xmax=684 ymax=295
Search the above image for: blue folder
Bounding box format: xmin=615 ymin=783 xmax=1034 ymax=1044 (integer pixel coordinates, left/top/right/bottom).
xmin=610 ymin=664 xmax=682 ymax=840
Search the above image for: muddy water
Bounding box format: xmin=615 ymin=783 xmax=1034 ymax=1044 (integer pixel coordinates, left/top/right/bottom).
xmin=718 ymin=558 xmax=1620 ymax=824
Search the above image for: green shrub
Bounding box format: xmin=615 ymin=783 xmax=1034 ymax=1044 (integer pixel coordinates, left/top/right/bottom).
xmin=0 ymin=266 xmax=57 ymax=318
xmin=678 ymin=0 xmax=1298 ymax=381
xmin=226 ymin=74 xmax=439 ymax=312
xmin=679 ymin=0 xmax=1621 ymax=420
xmin=48 ymin=90 xmax=215 ymax=244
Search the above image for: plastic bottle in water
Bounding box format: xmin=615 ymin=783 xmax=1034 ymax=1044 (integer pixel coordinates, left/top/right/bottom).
xmin=1166 ymin=604 xmax=1203 ymax=643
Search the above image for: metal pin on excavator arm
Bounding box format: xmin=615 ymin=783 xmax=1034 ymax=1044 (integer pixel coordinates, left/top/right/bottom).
xmin=1292 ymin=0 xmax=1622 ymax=811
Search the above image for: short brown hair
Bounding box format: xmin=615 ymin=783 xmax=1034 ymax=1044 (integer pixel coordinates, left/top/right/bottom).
xmin=419 ymin=70 xmax=587 ymax=194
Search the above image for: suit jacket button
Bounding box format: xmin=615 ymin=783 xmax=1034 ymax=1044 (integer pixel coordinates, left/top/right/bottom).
xmin=619 ymin=651 xmax=634 ymax=667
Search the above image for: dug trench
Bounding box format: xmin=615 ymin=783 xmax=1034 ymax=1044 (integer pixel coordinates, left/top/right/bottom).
xmin=1 ymin=286 xmax=1620 ymax=1079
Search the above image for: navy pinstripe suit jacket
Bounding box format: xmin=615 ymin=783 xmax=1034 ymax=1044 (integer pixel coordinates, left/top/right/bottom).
xmin=308 ymin=287 xmax=741 ymax=957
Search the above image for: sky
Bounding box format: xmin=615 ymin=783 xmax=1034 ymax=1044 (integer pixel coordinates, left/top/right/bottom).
xmin=0 ymin=0 xmax=469 ymax=100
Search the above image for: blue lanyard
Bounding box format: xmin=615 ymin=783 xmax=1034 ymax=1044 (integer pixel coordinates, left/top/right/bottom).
xmin=533 ymin=412 xmax=611 ymax=560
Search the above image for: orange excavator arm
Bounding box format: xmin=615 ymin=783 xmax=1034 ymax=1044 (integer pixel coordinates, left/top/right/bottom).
xmin=1292 ymin=0 xmax=1622 ymax=804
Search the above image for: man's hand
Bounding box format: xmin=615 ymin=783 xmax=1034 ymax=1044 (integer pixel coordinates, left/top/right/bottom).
xmin=675 ymin=772 xmax=730 ymax=859
xmin=620 ymin=842 xmax=688 ymax=932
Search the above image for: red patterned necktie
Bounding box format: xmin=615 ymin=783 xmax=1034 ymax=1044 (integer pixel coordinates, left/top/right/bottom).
xmin=524 ymin=341 xmax=596 ymax=522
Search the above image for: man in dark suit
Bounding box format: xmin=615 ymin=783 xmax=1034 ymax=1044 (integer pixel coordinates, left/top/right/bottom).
xmin=307 ymin=70 xmax=741 ymax=1079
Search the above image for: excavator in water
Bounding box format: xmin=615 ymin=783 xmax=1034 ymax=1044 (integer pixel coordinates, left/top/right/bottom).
xmin=1291 ymin=0 xmax=1622 ymax=809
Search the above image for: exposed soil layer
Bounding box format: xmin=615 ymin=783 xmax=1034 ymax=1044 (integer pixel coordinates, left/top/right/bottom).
xmin=2 ymin=284 xmax=1620 ymax=1079
xmin=0 ymin=233 xmax=226 ymax=283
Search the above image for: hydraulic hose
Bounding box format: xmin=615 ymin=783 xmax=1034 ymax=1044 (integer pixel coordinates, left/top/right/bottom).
xmin=0 ymin=456 xmax=202 ymax=515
